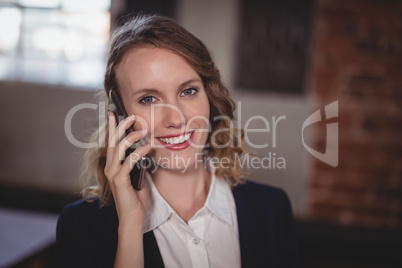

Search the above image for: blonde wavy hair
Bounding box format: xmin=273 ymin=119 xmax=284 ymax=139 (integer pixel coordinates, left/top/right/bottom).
xmin=81 ymin=14 xmax=248 ymax=206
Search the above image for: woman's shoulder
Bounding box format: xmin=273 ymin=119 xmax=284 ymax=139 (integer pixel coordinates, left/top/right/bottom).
xmin=233 ymin=179 xmax=289 ymax=201
xmin=56 ymin=199 xmax=119 ymax=267
xmin=232 ymin=179 xmax=293 ymax=216
xmin=57 ymin=198 xmax=117 ymax=231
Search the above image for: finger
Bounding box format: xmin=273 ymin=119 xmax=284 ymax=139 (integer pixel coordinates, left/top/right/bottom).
xmin=108 ymin=112 xmax=117 ymax=139
xmin=117 ymin=129 xmax=148 ymax=161
xmin=116 ymin=114 xmax=136 ymax=140
xmin=105 ymin=113 xmax=116 ymax=175
xmin=121 ymin=144 xmax=152 ymax=174
xmin=137 ymin=179 xmax=150 ymax=208
xmin=106 ymin=112 xmax=121 ymax=164
xmin=107 ymin=112 xmax=121 ymax=153
xmin=108 ymin=115 xmax=136 ymax=156
xmin=106 ymin=113 xmax=136 ymax=174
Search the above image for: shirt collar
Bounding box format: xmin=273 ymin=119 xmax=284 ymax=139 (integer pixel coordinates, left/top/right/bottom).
xmin=143 ymin=171 xmax=174 ymax=233
xmin=143 ymin=165 xmax=233 ymax=233
xmin=204 ymin=168 xmax=233 ymax=225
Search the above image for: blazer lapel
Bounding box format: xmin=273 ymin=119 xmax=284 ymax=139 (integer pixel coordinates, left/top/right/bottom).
xmin=143 ymin=231 xmax=165 ymax=268
xmin=233 ymin=185 xmax=262 ymax=268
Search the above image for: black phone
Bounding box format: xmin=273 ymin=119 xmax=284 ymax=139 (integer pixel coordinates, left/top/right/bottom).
xmin=108 ymin=89 xmax=149 ymax=190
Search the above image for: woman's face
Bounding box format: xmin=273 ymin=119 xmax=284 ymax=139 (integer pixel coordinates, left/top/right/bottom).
xmin=115 ymin=46 xmax=210 ymax=171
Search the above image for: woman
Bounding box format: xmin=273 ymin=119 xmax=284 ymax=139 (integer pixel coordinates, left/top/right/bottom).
xmin=57 ymin=14 xmax=298 ymax=268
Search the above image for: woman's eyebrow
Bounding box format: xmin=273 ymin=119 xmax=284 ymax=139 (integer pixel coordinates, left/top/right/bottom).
xmin=131 ymin=88 xmax=159 ymax=98
xmin=179 ymin=78 xmax=202 ymax=88
xmin=131 ymin=78 xmax=202 ymax=98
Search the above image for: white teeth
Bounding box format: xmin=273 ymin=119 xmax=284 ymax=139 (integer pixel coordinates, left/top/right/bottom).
xmin=159 ymin=133 xmax=192 ymax=145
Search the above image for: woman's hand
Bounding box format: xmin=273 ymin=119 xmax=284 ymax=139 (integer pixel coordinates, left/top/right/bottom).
xmin=105 ymin=112 xmax=152 ymax=226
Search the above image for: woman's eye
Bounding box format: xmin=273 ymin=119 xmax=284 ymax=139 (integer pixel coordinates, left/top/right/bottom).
xmin=139 ymin=96 xmax=156 ymax=104
xmin=180 ymin=87 xmax=198 ymax=96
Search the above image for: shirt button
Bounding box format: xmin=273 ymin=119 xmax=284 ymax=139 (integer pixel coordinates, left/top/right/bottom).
xmin=193 ymin=238 xmax=200 ymax=245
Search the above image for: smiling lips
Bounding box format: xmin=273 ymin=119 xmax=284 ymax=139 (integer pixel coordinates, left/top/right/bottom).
xmin=157 ymin=131 xmax=195 ymax=150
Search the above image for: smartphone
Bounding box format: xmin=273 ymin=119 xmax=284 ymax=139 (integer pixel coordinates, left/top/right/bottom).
xmin=108 ymin=89 xmax=149 ymax=190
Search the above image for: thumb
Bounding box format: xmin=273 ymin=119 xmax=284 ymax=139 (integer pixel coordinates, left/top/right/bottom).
xmin=136 ymin=177 xmax=150 ymax=205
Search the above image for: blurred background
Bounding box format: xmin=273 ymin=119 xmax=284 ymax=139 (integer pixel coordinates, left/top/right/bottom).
xmin=0 ymin=0 xmax=401 ymax=267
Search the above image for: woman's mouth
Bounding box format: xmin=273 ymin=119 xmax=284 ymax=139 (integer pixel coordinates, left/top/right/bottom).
xmin=156 ymin=131 xmax=194 ymax=150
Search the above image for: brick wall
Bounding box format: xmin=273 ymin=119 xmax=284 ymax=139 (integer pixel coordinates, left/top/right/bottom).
xmin=308 ymin=0 xmax=402 ymax=229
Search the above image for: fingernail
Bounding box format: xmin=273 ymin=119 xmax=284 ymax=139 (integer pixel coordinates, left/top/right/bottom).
xmin=128 ymin=114 xmax=135 ymax=120
xmin=141 ymin=129 xmax=148 ymax=134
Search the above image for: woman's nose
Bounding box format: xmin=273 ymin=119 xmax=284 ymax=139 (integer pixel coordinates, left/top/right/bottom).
xmin=160 ymin=103 xmax=186 ymax=129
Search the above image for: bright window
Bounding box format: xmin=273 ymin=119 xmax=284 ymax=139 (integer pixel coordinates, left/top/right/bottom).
xmin=0 ymin=0 xmax=111 ymax=89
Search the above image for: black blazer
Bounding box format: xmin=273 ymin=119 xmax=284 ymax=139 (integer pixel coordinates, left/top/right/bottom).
xmin=56 ymin=181 xmax=298 ymax=268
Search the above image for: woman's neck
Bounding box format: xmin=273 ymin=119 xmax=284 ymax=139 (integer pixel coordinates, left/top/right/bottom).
xmin=151 ymin=164 xmax=211 ymax=223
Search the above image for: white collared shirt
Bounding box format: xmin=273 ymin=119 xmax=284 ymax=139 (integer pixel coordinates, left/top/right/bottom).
xmin=143 ymin=169 xmax=241 ymax=268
